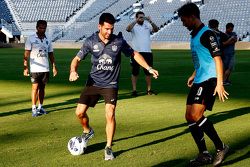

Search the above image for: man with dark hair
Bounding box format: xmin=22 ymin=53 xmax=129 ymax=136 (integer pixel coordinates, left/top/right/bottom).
xmin=24 ymin=20 xmax=58 ymax=117
xmin=178 ymin=3 xmax=229 ymax=167
xmin=223 ymin=23 xmax=237 ymax=86
xmin=208 ymin=19 xmax=230 ymax=55
xmin=69 ymin=13 xmax=159 ymax=160
xmin=126 ymin=11 xmax=158 ymax=96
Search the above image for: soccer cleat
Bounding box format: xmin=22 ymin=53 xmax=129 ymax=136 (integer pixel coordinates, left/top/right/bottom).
xmin=32 ymin=108 xmax=39 ymax=117
xmin=104 ymin=146 xmax=115 ymax=160
xmin=213 ymin=144 xmax=229 ymax=167
xmin=147 ymin=90 xmax=157 ymax=95
xmin=131 ymin=90 xmax=138 ymax=97
xmin=38 ymin=107 xmax=47 ymax=115
xmin=81 ymin=128 xmax=94 ymax=148
xmin=189 ymin=152 xmax=213 ymax=167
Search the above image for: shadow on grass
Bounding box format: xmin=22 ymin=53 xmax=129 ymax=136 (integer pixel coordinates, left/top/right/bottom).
xmin=87 ymin=107 xmax=250 ymax=164
xmin=152 ymin=159 xmax=186 ymax=167
xmin=0 ymin=92 xmax=138 ymax=117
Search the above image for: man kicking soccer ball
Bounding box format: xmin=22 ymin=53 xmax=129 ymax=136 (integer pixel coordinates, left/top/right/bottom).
xmin=178 ymin=3 xmax=229 ymax=167
xmin=69 ymin=13 xmax=158 ymax=160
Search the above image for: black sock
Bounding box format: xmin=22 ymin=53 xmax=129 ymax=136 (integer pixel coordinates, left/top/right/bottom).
xmin=188 ymin=121 xmax=207 ymax=153
xmin=197 ymin=116 xmax=224 ymax=150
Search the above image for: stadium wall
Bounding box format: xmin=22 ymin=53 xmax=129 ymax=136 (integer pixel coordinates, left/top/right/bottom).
xmin=1 ymin=42 xmax=250 ymax=50
xmin=52 ymin=41 xmax=250 ymax=50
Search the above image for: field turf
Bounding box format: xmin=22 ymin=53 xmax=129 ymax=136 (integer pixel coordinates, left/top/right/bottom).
xmin=0 ymin=48 xmax=249 ymax=167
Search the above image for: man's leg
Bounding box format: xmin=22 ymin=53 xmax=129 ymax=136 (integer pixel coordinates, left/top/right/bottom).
xmin=186 ymin=104 xmax=213 ymax=165
xmin=105 ymin=103 xmax=116 ymax=147
xmin=31 ymin=83 xmax=39 ymax=106
xmin=131 ymin=75 xmax=138 ymax=92
xmin=37 ymin=83 xmax=45 ymax=107
xmin=75 ymin=103 xmax=90 ymax=133
xmin=145 ymin=75 xmax=151 ymax=92
xmin=104 ymin=103 xmax=116 ymax=160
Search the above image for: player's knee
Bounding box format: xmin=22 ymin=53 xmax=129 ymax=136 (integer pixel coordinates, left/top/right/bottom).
xmin=105 ymin=105 xmax=115 ymax=120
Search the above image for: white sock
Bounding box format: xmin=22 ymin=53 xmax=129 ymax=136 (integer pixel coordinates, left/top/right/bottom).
xmin=32 ymin=105 xmax=36 ymax=109
xmin=38 ymin=104 xmax=43 ymax=109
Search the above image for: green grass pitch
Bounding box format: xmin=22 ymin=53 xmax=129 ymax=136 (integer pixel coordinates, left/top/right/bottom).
xmin=0 ymin=48 xmax=249 ymax=167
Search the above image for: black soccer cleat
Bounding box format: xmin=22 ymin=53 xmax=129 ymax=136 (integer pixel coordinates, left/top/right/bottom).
xmin=213 ymin=144 xmax=229 ymax=167
xmin=189 ymin=152 xmax=213 ymax=167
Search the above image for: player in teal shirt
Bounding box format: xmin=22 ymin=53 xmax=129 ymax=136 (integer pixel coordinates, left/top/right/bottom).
xmin=178 ymin=3 xmax=229 ymax=167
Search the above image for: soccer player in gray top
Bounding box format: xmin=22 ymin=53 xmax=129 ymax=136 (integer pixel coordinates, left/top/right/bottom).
xmin=178 ymin=3 xmax=229 ymax=167
xmin=24 ymin=20 xmax=58 ymax=117
xmin=69 ymin=13 xmax=159 ymax=160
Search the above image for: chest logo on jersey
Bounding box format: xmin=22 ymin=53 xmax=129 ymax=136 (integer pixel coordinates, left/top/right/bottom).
xmin=112 ymin=45 xmax=118 ymax=52
xmin=97 ymin=54 xmax=114 ymax=71
xmin=93 ymin=44 xmax=100 ymax=52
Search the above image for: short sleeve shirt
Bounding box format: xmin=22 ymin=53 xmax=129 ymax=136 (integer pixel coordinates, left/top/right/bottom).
xmin=130 ymin=21 xmax=153 ymax=52
xmin=25 ymin=34 xmax=53 ymax=72
xmin=190 ymin=24 xmax=221 ymax=83
xmin=76 ymin=32 xmax=134 ymax=88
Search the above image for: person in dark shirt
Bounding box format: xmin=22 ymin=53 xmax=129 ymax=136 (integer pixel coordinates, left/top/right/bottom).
xmin=69 ymin=13 xmax=159 ymax=160
xmin=223 ymin=23 xmax=237 ymax=85
xmin=208 ymin=19 xmax=228 ymax=55
xmin=178 ymin=3 xmax=229 ymax=167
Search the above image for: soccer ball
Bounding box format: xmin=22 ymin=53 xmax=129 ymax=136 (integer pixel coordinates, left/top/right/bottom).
xmin=67 ymin=136 xmax=86 ymax=155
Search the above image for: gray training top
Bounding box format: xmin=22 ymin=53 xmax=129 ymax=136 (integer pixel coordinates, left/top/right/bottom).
xmin=77 ymin=32 xmax=134 ymax=89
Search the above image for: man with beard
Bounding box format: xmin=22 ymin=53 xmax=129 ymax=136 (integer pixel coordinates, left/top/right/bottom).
xmin=69 ymin=13 xmax=159 ymax=160
xmin=126 ymin=11 xmax=158 ymax=96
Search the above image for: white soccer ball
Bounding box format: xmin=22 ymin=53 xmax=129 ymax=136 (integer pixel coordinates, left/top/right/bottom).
xmin=67 ymin=136 xmax=86 ymax=155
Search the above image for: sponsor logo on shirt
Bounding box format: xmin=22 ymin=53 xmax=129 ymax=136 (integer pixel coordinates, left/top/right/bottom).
xmin=96 ymin=54 xmax=114 ymax=71
xmin=93 ymin=44 xmax=100 ymax=52
xmin=112 ymin=45 xmax=118 ymax=52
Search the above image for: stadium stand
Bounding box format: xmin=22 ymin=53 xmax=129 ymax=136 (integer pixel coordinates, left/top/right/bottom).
xmin=0 ymin=0 xmax=20 ymax=35
xmin=11 ymin=0 xmax=88 ymax=22
xmin=0 ymin=0 xmax=249 ymax=43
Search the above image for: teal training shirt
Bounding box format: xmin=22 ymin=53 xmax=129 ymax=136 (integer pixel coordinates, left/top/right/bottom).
xmin=190 ymin=25 xmax=221 ymax=83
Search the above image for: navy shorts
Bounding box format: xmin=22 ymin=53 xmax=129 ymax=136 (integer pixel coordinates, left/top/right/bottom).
xmin=186 ymin=78 xmax=217 ymax=111
xmin=30 ymin=72 xmax=49 ymax=84
xmin=78 ymin=86 xmax=118 ymax=107
xmin=130 ymin=52 xmax=153 ymax=76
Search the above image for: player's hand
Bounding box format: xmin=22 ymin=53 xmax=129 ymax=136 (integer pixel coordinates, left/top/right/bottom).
xmin=187 ymin=76 xmax=194 ymax=87
xmin=213 ymin=85 xmax=229 ymax=102
xmin=23 ymin=69 xmax=30 ymax=76
xmin=69 ymin=71 xmax=79 ymax=82
xmin=149 ymin=68 xmax=159 ymax=79
xmin=53 ymin=66 xmax=58 ymax=77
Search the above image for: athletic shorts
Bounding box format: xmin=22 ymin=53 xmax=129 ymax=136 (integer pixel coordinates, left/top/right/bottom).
xmin=186 ymin=78 xmax=217 ymax=111
xmin=130 ymin=52 xmax=153 ymax=76
xmin=30 ymin=72 xmax=49 ymax=84
xmin=78 ymin=86 xmax=118 ymax=107
xmin=222 ymin=53 xmax=235 ymax=71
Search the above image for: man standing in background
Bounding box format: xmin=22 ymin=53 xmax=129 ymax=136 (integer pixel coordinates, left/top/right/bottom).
xmin=223 ymin=23 xmax=237 ymax=86
xmin=126 ymin=11 xmax=158 ymax=96
xmin=23 ymin=20 xmax=58 ymax=117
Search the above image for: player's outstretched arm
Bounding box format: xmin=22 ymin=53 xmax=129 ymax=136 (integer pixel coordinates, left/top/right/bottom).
xmin=69 ymin=56 xmax=81 ymax=82
xmin=133 ymin=51 xmax=159 ymax=79
xmin=213 ymin=56 xmax=229 ymax=101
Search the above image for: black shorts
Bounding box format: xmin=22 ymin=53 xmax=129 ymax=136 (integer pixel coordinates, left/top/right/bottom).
xmin=78 ymin=86 xmax=118 ymax=107
xmin=186 ymin=78 xmax=217 ymax=111
xmin=30 ymin=72 xmax=49 ymax=84
xmin=130 ymin=52 xmax=153 ymax=76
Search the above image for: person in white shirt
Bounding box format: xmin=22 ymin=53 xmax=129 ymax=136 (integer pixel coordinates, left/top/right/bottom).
xmin=126 ymin=11 xmax=158 ymax=96
xmin=23 ymin=20 xmax=58 ymax=117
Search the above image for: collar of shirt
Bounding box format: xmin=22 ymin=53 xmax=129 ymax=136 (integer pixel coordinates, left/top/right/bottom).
xmin=190 ymin=23 xmax=205 ymax=37
xmin=35 ymin=33 xmax=47 ymax=40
